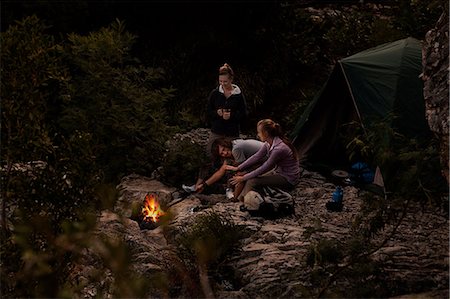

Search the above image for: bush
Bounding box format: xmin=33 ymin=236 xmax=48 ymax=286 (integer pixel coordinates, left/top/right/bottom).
xmin=159 ymin=138 xmax=209 ymax=187
xmin=0 ymin=16 xmax=175 ymax=298
xmin=1 ymin=15 xmax=69 ymax=163
xmin=345 ymin=118 xmax=447 ymax=207
xmin=174 ymin=212 xmax=244 ymax=266
xmin=59 ymin=19 xmax=175 ymax=181
xmin=0 ymin=134 xmax=101 ymax=298
xmin=166 ymin=211 xmax=244 ymax=297
xmin=306 ymin=239 xmax=343 ymax=268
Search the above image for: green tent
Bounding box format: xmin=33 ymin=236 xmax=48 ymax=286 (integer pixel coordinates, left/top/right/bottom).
xmin=291 ymin=37 xmax=431 ymax=170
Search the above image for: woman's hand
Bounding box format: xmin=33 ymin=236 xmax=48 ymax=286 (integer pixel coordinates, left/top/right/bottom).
xmin=225 ymin=165 xmax=238 ymax=171
xmin=229 ymin=175 xmax=244 ymax=186
xmin=222 ymin=110 xmax=231 ymax=120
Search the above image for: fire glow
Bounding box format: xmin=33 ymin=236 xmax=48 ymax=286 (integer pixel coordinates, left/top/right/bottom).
xmin=141 ymin=194 xmax=165 ymax=223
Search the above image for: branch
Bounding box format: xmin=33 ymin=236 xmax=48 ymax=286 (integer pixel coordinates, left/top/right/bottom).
xmin=316 ymin=197 xmax=411 ymax=298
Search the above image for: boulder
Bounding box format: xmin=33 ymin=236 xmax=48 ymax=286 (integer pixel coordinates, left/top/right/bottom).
xmin=69 ymin=170 xmax=448 ymax=298
xmin=422 ymin=10 xmax=449 ymax=182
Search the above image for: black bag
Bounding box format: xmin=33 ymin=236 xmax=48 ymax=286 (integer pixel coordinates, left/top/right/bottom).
xmin=243 ymin=186 xmax=295 ymax=219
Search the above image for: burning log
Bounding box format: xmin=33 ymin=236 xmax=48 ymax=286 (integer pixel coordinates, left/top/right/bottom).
xmin=131 ymin=193 xmax=166 ymax=230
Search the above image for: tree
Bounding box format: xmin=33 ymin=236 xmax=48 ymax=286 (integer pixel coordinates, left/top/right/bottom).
xmin=1 ymin=16 xmax=174 ymax=297
xmin=60 ymin=19 xmax=175 ymax=181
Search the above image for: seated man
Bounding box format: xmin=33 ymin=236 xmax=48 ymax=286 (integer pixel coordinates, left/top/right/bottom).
xmin=191 ymin=137 xmax=263 ymax=198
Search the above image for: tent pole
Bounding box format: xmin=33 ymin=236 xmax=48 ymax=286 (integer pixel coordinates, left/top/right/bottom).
xmin=339 ymin=61 xmax=366 ymax=134
xmin=339 ymin=61 xmax=386 ymax=193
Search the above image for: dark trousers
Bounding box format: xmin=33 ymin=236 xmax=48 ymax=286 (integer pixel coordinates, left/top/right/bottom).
xmin=238 ymin=172 xmax=293 ymax=201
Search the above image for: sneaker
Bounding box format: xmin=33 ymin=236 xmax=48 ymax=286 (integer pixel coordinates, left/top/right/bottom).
xmin=225 ymin=188 xmax=234 ymax=199
xmin=182 ymin=184 xmax=196 ymax=193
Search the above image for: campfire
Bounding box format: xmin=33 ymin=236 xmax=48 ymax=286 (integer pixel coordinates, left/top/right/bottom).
xmin=132 ymin=193 xmax=166 ymax=230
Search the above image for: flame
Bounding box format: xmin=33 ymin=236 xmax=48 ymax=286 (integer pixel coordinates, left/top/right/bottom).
xmin=141 ymin=194 xmax=165 ymax=223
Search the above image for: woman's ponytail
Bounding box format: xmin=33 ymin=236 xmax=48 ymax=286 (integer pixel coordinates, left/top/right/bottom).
xmin=258 ymin=119 xmax=299 ymax=160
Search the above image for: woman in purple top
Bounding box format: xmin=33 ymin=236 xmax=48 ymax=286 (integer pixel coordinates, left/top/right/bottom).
xmin=225 ymin=119 xmax=301 ymax=201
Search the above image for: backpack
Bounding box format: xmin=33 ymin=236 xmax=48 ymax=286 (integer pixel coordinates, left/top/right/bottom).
xmin=350 ymin=162 xmax=375 ymax=184
xmin=243 ymin=187 xmax=295 ymax=219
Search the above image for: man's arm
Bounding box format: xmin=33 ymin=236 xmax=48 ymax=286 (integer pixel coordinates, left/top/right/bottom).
xmin=204 ymin=161 xmax=228 ymax=186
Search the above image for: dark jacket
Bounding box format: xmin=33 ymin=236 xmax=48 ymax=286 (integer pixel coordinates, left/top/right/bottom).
xmin=207 ymin=84 xmax=247 ymax=136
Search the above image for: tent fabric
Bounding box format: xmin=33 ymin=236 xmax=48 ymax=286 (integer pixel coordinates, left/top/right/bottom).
xmin=291 ymin=37 xmax=431 ymax=167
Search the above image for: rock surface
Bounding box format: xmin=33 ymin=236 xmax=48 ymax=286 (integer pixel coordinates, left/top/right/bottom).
xmin=422 ymin=10 xmax=449 ymax=183
xmin=70 ymin=166 xmax=448 ymax=298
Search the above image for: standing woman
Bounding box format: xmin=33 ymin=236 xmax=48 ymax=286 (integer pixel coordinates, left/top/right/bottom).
xmin=206 ymin=63 xmax=247 ymax=155
xmin=225 ymin=119 xmax=301 ymax=201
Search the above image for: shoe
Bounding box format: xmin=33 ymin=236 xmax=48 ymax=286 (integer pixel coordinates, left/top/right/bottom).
xmin=225 ymin=188 xmax=234 ymax=199
xmin=182 ymin=184 xmax=196 ymax=193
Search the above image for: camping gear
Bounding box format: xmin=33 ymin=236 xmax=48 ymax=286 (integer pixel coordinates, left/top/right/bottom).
xmin=326 ymin=186 xmax=344 ymax=212
xmin=225 ymin=187 xmax=234 ymax=199
xmin=243 ymin=187 xmax=294 ymax=218
xmin=350 ymin=162 xmax=375 ymax=184
xmin=332 ymin=186 xmax=343 ymax=203
xmin=331 ymin=170 xmax=349 ymax=179
xmin=331 ymin=169 xmax=351 ymax=185
xmin=291 ymin=38 xmax=431 ymax=190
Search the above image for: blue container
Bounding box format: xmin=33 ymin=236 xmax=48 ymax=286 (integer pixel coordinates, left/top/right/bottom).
xmin=332 ymin=186 xmax=343 ymax=203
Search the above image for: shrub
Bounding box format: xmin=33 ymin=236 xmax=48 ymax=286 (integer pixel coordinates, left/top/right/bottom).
xmin=306 ymin=239 xmax=343 ymax=268
xmin=159 ymin=138 xmax=209 ymax=187
xmin=1 ymin=15 xmax=69 ymax=163
xmin=167 ymin=211 xmax=244 ymax=297
xmin=345 ymin=118 xmax=447 ymax=206
xmin=0 ymin=133 xmax=101 ymax=298
xmin=175 ymin=212 xmax=244 ymax=266
xmin=0 ymin=16 xmax=174 ymax=298
xmin=59 ymin=19 xmax=175 ymax=182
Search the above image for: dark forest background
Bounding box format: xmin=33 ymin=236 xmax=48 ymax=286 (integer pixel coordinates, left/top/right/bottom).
xmin=3 ymin=0 xmax=444 ymax=134
xmin=1 ymin=1 xmax=447 ymax=298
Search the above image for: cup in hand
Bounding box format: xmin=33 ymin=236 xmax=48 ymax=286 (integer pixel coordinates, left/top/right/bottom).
xmin=223 ymin=108 xmax=231 ymax=120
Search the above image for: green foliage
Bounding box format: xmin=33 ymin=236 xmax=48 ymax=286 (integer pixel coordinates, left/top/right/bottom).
xmin=302 ymin=218 xmax=327 ymax=239
xmin=337 ymin=257 xmax=387 ymax=298
xmin=281 ymin=88 xmax=316 ymax=132
xmin=279 ymin=4 xmax=403 ymax=73
xmin=175 ymin=108 xmax=205 ymax=130
xmin=1 ymin=16 xmax=100 ymax=298
xmin=12 ymin=138 xmax=98 ymax=227
xmin=1 ymin=4 xmax=446 ymax=297
xmin=306 ymin=239 xmax=343 ymax=268
xmin=0 ymin=135 xmax=101 ymax=298
xmin=280 ymin=1 xmax=445 ymax=71
xmin=1 ymin=212 xmax=99 ymax=298
xmin=159 ymin=138 xmax=209 ymax=187
xmin=393 ymin=0 xmax=445 ymax=38
xmin=306 ymin=114 xmax=447 ymax=297
xmin=309 ymin=118 xmax=448 ymax=298
xmin=175 ymin=212 xmax=243 ymax=266
xmin=157 ymin=48 xmax=212 ymax=130
xmin=279 ymin=7 xmax=329 ymax=69
xmin=305 ymin=235 xmax=389 ymax=298
xmin=322 ymin=8 xmax=403 ymax=57
xmin=96 ymin=236 xmax=154 ymax=299
xmin=345 ymin=118 xmax=447 ymax=205
xmin=59 ymin=19 xmax=175 ymax=181
xmin=163 ymin=212 xmax=244 ymax=297
xmin=1 ymin=15 xmax=70 ymax=162
xmin=1 ymin=16 xmax=175 ymax=298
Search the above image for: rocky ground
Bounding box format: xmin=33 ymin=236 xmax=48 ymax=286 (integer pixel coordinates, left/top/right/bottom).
xmin=69 ymin=129 xmax=449 ymax=299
